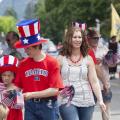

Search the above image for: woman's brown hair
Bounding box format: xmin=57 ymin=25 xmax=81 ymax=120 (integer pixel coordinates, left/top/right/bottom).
xmin=60 ymin=25 xmax=89 ymax=57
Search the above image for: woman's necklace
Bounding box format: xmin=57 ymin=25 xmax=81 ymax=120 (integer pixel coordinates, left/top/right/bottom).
xmin=69 ymin=54 xmax=81 ymax=64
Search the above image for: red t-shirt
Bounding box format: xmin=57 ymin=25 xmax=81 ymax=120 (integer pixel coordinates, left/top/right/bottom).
xmin=88 ymin=49 xmax=97 ymax=64
xmin=15 ymin=54 xmax=63 ymax=93
xmin=7 ymin=108 xmax=23 ymax=120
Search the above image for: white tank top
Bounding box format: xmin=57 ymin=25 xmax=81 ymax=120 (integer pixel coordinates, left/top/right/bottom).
xmin=61 ymin=56 xmax=95 ymax=107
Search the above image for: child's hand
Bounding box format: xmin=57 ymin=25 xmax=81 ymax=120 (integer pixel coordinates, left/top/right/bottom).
xmin=0 ymin=103 xmax=9 ymax=119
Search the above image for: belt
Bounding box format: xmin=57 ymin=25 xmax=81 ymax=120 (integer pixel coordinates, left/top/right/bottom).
xmin=31 ymin=97 xmax=57 ymax=102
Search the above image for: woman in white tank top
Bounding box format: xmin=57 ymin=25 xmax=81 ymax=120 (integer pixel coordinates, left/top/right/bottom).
xmin=57 ymin=22 xmax=106 ymax=120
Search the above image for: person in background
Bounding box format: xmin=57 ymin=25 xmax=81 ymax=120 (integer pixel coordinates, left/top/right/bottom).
xmin=117 ymin=41 xmax=120 ymax=78
xmin=87 ymin=27 xmax=112 ymax=120
xmin=2 ymin=31 xmax=28 ymax=60
xmin=57 ymin=22 xmax=106 ymax=120
xmin=14 ymin=19 xmax=63 ymax=120
xmin=108 ymin=35 xmax=118 ymax=79
xmin=0 ymin=55 xmax=23 ymax=120
xmin=57 ymin=42 xmax=63 ymax=53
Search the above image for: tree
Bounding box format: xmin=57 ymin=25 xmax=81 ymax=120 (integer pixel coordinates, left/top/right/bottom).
xmin=34 ymin=0 xmax=47 ymax=36
xmin=35 ymin=0 xmax=65 ymax=44
xmin=24 ymin=1 xmax=37 ymax=19
xmin=0 ymin=16 xmax=16 ymax=34
xmin=4 ymin=7 xmax=17 ymax=19
xmin=35 ymin=0 xmax=120 ymax=43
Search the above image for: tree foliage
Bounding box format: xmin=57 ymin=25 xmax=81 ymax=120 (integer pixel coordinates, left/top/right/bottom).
xmin=34 ymin=0 xmax=47 ymax=36
xmin=0 ymin=16 xmax=16 ymax=34
xmin=35 ymin=0 xmax=120 ymax=44
xmin=24 ymin=1 xmax=37 ymax=19
xmin=4 ymin=7 xmax=17 ymax=19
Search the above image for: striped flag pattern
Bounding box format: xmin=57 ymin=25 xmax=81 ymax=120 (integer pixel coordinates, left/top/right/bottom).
xmin=0 ymin=55 xmax=19 ymax=67
xmin=72 ymin=22 xmax=87 ymax=31
xmin=17 ymin=19 xmax=40 ymax=38
xmin=1 ymin=92 xmax=15 ymax=107
xmin=0 ymin=90 xmax=24 ymax=109
xmin=11 ymin=91 xmax=24 ymax=109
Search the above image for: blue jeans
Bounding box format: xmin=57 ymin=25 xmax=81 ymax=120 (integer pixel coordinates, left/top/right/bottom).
xmin=59 ymin=104 xmax=94 ymax=120
xmin=24 ymin=99 xmax=59 ymax=120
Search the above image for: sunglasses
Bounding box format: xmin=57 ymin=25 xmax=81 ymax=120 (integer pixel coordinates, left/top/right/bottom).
xmin=89 ymin=37 xmax=99 ymax=40
xmin=93 ymin=37 xmax=99 ymax=40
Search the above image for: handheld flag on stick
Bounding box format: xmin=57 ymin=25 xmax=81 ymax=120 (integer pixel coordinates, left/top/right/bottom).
xmin=0 ymin=90 xmax=24 ymax=109
xmin=58 ymin=85 xmax=75 ymax=106
xmin=111 ymin=4 xmax=120 ymax=41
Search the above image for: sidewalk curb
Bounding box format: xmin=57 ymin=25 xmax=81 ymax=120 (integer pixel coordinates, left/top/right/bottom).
xmin=111 ymin=112 xmax=120 ymax=116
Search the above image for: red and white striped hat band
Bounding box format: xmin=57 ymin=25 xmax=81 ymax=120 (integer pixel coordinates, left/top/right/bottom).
xmin=0 ymin=55 xmax=19 ymax=67
xmin=72 ymin=22 xmax=87 ymax=31
xmin=17 ymin=19 xmax=40 ymax=37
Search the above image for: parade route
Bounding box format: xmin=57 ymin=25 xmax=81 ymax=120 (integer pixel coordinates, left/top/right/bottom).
xmin=93 ymin=77 xmax=120 ymax=120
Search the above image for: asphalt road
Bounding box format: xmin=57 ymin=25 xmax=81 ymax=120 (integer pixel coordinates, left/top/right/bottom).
xmin=93 ymin=77 xmax=120 ymax=120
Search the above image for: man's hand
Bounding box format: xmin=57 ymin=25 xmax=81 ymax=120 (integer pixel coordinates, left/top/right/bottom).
xmin=103 ymin=85 xmax=110 ymax=95
xmin=23 ymin=92 xmax=33 ymax=100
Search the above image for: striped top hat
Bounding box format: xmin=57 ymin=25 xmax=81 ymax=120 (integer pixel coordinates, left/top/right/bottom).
xmin=14 ymin=19 xmax=47 ymax=48
xmin=0 ymin=55 xmax=19 ymax=73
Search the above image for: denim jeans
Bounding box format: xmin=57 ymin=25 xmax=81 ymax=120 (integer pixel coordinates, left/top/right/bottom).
xmin=59 ymin=104 xmax=95 ymax=120
xmin=24 ymin=99 xmax=59 ymax=120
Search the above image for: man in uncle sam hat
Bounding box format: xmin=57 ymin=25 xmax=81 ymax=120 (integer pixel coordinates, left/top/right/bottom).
xmin=14 ymin=19 xmax=63 ymax=120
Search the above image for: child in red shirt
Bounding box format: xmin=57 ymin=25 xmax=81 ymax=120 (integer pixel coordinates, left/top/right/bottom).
xmin=14 ymin=19 xmax=63 ymax=120
xmin=0 ymin=55 xmax=23 ymax=120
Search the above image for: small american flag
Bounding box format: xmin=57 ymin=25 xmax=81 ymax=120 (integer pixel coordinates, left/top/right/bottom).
xmin=59 ymin=85 xmax=75 ymax=106
xmin=11 ymin=91 xmax=24 ymax=109
xmin=0 ymin=92 xmax=15 ymax=107
xmin=0 ymin=90 xmax=24 ymax=109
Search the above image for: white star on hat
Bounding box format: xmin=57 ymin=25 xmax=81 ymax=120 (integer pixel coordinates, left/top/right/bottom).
xmin=37 ymin=35 xmax=40 ymax=40
xmin=23 ymin=38 xmax=29 ymax=44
